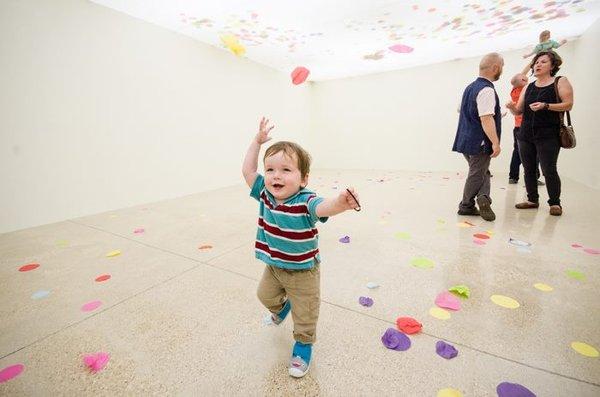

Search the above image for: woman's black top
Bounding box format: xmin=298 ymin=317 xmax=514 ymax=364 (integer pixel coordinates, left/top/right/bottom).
xmin=519 ymin=79 xmax=561 ymax=140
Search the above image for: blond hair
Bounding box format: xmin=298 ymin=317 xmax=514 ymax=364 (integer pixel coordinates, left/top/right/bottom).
xmin=264 ymin=141 xmax=312 ymax=179
xmin=539 ymin=30 xmax=550 ymax=42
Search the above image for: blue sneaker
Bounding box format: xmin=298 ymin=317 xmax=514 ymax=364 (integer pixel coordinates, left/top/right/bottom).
xmin=271 ymin=300 xmax=291 ymax=325
xmin=289 ymin=341 xmax=312 ymax=378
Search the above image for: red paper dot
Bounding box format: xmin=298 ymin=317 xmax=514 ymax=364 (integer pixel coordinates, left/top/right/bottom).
xmin=291 ymin=66 xmax=310 ymax=85
xmin=95 ymin=274 xmax=111 ymax=282
xmin=396 ymin=317 xmax=422 ymax=334
xmin=19 ymin=263 xmax=40 ymax=272
xmin=473 ymin=233 xmax=490 ymax=239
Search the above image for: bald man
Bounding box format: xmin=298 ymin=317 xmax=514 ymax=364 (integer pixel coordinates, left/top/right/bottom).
xmin=452 ymin=53 xmax=504 ymax=222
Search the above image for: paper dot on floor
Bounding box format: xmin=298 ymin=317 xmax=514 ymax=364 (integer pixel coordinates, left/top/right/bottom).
xmin=410 ymin=257 xmax=435 ymax=269
xmin=81 ymin=300 xmax=102 ymax=312
xmin=571 ymin=341 xmax=599 ymax=357
xmin=429 ymin=307 xmax=451 ymax=320
xmin=437 ymin=388 xmax=463 ymax=397
xmin=0 ymin=364 xmax=25 ymax=383
xmin=106 ymin=250 xmax=121 ymax=257
xmin=533 ymin=283 xmax=553 ymax=292
xmin=490 ymin=295 xmax=520 ymax=309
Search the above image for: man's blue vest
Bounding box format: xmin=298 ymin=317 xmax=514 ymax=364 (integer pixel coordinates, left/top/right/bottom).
xmin=452 ymin=77 xmax=501 ymax=155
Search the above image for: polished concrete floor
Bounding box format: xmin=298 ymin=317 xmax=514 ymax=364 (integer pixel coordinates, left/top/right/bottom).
xmin=1 ymin=169 xmax=599 ymax=396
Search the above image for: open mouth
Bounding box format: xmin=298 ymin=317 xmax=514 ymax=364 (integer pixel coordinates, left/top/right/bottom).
xmin=272 ymin=183 xmax=284 ymax=190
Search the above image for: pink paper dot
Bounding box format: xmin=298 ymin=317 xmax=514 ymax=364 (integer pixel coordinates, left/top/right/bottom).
xmin=291 ymin=66 xmax=310 ymax=85
xmin=571 ymin=243 xmax=582 ymax=248
xmin=389 ymin=44 xmax=414 ymax=53
xmin=583 ymin=248 xmax=600 ymax=255
xmin=81 ymin=300 xmax=102 ymax=312
xmin=0 ymin=364 xmax=24 ymax=383
xmin=133 ymin=228 xmax=145 ymax=234
xmin=473 ymin=239 xmax=486 ymax=245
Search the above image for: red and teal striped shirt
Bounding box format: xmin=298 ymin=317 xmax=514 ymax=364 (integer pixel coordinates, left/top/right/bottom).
xmin=250 ymin=174 xmax=328 ymax=269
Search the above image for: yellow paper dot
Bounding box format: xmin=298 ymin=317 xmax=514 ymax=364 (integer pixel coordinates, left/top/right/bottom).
xmin=457 ymin=222 xmax=471 ymax=228
xmin=106 ymin=250 xmax=121 ymax=258
xmin=109 ymin=214 xmax=117 ymax=218
xmin=437 ymin=388 xmax=463 ymax=397
xmin=429 ymin=307 xmax=451 ymax=320
xmin=490 ymin=294 xmax=520 ymax=309
xmin=571 ymin=342 xmax=599 ymax=357
xmin=533 ymin=283 xmax=553 ymax=292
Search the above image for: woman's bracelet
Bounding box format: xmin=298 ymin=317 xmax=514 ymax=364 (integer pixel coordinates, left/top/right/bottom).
xmin=544 ymin=103 xmax=550 ymax=110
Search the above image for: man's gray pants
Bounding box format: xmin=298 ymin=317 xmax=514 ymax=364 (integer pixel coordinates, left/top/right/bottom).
xmin=459 ymin=153 xmax=491 ymax=210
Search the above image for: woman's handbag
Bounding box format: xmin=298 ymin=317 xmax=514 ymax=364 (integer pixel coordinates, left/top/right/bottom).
xmin=554 ymin=76 xmax=576 ymax=149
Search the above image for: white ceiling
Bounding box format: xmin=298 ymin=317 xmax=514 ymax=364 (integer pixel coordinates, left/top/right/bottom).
xmin=91 ymin=0 xmax=600 ymax=81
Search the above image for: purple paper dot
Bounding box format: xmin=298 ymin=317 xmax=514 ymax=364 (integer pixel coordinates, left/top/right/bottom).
xmin=496 ymin=382 xmax=536 ymax=397
xmin=381 ymin=328 xmax=411 ymax=351
xmin=339 ymin=235 xmax=350 ymax=243
xmin=436 ymin=340 xmax=458 ymax=359
xmin=359 ymin=296 xmax=374 ymax=307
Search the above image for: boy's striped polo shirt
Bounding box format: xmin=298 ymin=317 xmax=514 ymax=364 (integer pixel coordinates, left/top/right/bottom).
xmin=250 ymin=174 xmax=328 ymax=270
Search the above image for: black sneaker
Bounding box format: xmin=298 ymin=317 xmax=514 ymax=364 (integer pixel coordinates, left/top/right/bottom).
xmin=508 ymin=178 xmax=518 ymax=184
xmin=476 ymin=196 xmax=495 ymax=221
xmin=457 ymin=207 xmax=480 ymax=216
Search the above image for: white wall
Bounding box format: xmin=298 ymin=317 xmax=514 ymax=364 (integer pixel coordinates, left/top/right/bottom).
xmin=307 ymin=28 xmax=597 ymax=189
xmin=559 ymin=18 xmax=600 ymax=190
xmin=0 ymin=0 xmax=312 ymax=233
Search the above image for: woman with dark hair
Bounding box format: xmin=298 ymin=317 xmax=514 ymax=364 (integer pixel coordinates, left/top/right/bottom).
xmin=506 ymin=51 xmax=574 ymax=216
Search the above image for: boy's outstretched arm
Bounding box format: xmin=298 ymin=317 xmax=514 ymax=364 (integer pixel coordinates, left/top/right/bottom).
xmin=242 ymin=117 xmax=274 ymax=188
xmin=315 ymin=187 xmax=360 ymax=217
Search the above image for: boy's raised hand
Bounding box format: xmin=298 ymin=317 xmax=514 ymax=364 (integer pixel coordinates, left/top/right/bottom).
xmin=338 ymin=187 xmax=360 ymax=211
xmin=255 ymin=117 xmax=274 ymax=145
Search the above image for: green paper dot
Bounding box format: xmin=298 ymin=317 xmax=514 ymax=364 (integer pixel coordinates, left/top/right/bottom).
xmin=566 ymin=269 xmax=585 ymax=280
xmin=410 ymin=257 xmax=435 ymax=269
xmin=395 ymin=232 xmax=411 ymax=240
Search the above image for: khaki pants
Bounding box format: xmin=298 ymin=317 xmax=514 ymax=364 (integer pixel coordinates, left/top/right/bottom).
xmin=257 ymin=263 xmax=321 ymax=344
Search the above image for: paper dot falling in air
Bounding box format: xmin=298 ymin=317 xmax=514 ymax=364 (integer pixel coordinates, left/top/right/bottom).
xmin=566 ymin=269 xmax=585 ymax=281
xmin=133 ymin=228 xmax=145 ymax=234
xmin=381 ymin=328 xmax=411 ymax=351
xmin=81 ymin=300 xmax=102 ymax=312
xmin=291 ymin=66 xmax=310 ymax=85
xmin=429 ymin=307 xmax=451 ymax=320
xmin=95 ymin=274 xmax=111 ymax=282
xmin=437 ymin=388 xmax=463 ymax=397
xmin=57 ymin=240 xmax=69 ymax=247
xmin=19 ymin=263 xmax=40 ymax=272
xmin=220 ymin=34 xmax=246 ymax=56
xmin=410 ymin=257 xmax=435 ymax=269
xmin=339 ymin=235 xmax=350 ymax=244
xmin=496 ymin=382 xmax=536 ymax=397
xmin=473 ymin=239 xmax=486 ymax=245
xmin=31 ymin=290 xmax=50 ymax=299
xmin=436 ymin=341 xmax=459 ymax=359
xmin=571 ymin=341 xmax=599 ymax=357
xmin=0 ymin=364 xmax=25 ymax=383
xmin=358 ymin=296 xmax=374 ymax=307
xmin=473 ymin=233 xmax=490 ymax=240
xmin=571 ymin=243 xmax=583 ymax=248
xmin=490 ymin=295 xmax=520 ymax=309
xmin=106 ymin=250 xmax=121 ymax=258
xmin=366 ymin=282 xmax=379 ymax=289
xmin=198 ymin=245 xmax=213 ymax=251
xmin=533 ymin=283 xmax=553 ymax=292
